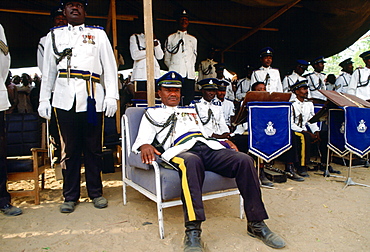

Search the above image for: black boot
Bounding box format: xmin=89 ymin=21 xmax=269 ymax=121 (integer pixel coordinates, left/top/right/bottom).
xmin=285 ymin=163 xmax=304 ymax=182
xmin=297 ymin=165 xmax=309 ymax=177
xmin=259 ymin=167 xmax=274 ymax=187
xmin=184 ymin=221 xmax=204 ymax=252
xmin=247 ymin=221 xmax=286 ymax=249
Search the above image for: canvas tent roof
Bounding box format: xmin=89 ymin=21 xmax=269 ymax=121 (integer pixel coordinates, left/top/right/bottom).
xmin=1 ymin=0 xmax=369 ymax=76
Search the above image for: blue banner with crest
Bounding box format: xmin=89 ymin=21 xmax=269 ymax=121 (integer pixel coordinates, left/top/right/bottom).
xmin=344 ymin=107 xmax=370 ymax=157
xmin=248 ymin=102 xmax=292 ymax=162
xmin=328 ymin=109 xmax=349 ymax=157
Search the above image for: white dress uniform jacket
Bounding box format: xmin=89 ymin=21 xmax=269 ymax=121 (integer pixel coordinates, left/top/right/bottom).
xmin=37 ymin=36 xmax=46 ymax=73
xmin=305 ymin=71 xmax=327 ymax=101
xmin=129 ymin=33 xmax=164 ymax=81
xmin=235 ymin=77 xmax=251 ymax=101
xmin=198 ymin=58 xmax=217 ymax=80
xmin=250 ymin=66 xmax=282 ymax=92
xmin=291 ymin=97 xmax=320 ymax=133
xmin=164 ymin=30 xmax=197 ymax=79
xmin=0 ymin=24 xmax=10 ymax=112
xmin=335 ymin=72 xmax=351 ymax=93
xmin=282 ymin=71 xmax=305 ymax=93
xmin=347 ymin=67 xmax=370 ymax=101
xmin=215 ymin=98 xmax=235 ymax=126
xmin=40 ymin=24 xmax=118 ymax=112
xmin=132 ymin=105 xmax=224 ymax=161
xmin=193 ymin=98 xmax=230 ymax=137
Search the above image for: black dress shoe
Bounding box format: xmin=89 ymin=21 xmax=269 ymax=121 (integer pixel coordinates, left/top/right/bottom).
xmin=260 ymin=168 xmax=274 ymax=187
xmin=285 ymin=164 xmax=304 ymax=182
xmin=60 ymin=201 xmax=77 ymax=213
xmin=247 ymin=221 xmax=286 ymax=249
xmin=297 ymin=166 xmax=309 ymax=177
xmin=1 ymin=204 xmax=22 ymax=216
xmin=319 ymin=164 xmax=341 ymax=174
xmin=184 ymin=221 xmax=204 ymax=252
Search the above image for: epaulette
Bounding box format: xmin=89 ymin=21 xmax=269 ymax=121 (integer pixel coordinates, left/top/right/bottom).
xmin=190 ymin=100 xmax=201 ymax=104
xmin=50 ymin=25 xmax=67 ymax=31
xmin=356 ymin=66 xmax=364 ymax=70
xmin=86 ymin=25 xmax=104 ymax=30
xmin=271 ymin=67 xmax=279 ymax=70
xmin=225 ymin=98 xmax=233 ymax=102
xmin=187 ymin=34 xmax=196 ymax=39
xmin=145 ymin=105 xmax=162 ymax=110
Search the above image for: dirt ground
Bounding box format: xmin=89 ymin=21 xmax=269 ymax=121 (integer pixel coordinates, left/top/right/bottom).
xmin=1 ymin=161 xmax=370 ymax=252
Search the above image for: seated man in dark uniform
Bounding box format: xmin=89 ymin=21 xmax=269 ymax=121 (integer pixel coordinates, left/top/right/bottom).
xmin=132 ymin=71 xmax=285 ymax=252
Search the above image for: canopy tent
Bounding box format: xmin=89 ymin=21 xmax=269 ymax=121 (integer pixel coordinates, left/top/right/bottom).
xmin=1 ymin=0 xmax=369 ymax=77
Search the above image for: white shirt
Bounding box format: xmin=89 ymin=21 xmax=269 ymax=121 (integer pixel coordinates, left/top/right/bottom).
xmin=282 ymin=71 xmax=304 ymax=93
xmin=291 ymin=97 xmax=320 ymax=133
xmin=347 ymin=67 xmax=370 ymax=101
xmin=235 ymin=77 xmax=251 ymax=101
xmin=250 ymin=66 xmax=282 ymax=92
xmin=305 ymin=71 xmax=327 ymax=101
xmin=193 ymin=97 xmax=230 ymax=137
xmin=129 ymin=33 xmax=164 ymax=81
xmin=37 ymin=35 xmax=46 ymax=73
xmin=40 ymin=24 xmax=118 ymax=112
xmin=0 ymin=24 xmax=11 ymax=112
xmin=335 ymin=71 xmax=352 ymax=93
xmin=164 ymin=30 xmax=197 ymax=79
xmin=198 ymin=58 xmax=217 ymax=80
xmin=132 ymin=105 xmax=225 ymax=161
xmin=216 ymin=98 xmax=235 ymax=126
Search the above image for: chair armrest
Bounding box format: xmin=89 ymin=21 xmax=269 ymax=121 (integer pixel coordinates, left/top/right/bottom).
xmin=128 ymin=152 xmax=162 ymax=171
xmin=31 ymin=148 xmax=48 ymax=153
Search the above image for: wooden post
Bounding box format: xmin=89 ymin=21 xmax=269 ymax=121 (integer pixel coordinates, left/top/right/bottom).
xmin=143 ymin=0 xmax=155 ymax=107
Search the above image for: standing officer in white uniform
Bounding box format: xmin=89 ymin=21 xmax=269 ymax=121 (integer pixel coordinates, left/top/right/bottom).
xmin=198 ymin=48 xmax=217 ymax=81
xmin=282 ymin=60 xmax=309 ymax=93
xmin=164 ymin=10 xmax=197 ymax=105
xmin=251 ymin=47 xmax=282 ymax=92
xmin=335 ymin=58 xmax=353 ymax=93
xmin=215 ymin=80 xmax=235 ymax=128
xmin=235 ymin=65 xmax=254 ymax=101
xmin=129 ymin=32 xmax=163 ymax=91
xmin=304 ymin=56 xmax=327 ymax=102
xmin=0 ymin=24 xmax=23 ymax=216
xmin=38 ymin=0 xmax=119 ymax=213
xmin=348 ymin=51 xmax=370 ymax=101
xmin=37 ymin=6 xmax=67 ymax=73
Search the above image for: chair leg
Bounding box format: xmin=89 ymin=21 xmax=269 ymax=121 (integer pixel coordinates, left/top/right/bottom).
xmin=157 ymin=200 xmax=165 ymax=239
xmin=123 ymin=182 xmax=127 ymax=205
xmin=34 ymin=176 xmax=40 ymax=205
xmin=239 ymin=194 xmax=244 ymax=219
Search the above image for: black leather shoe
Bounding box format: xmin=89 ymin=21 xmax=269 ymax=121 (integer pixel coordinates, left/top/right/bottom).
xmin=247 ymin=221 xmax=286 ymax=249
xmin=285 ymin=164 xmax=304 ymax=182
xmin=60 ymin=201 xmax=77 ymax=213
xmin=260 ymin=168 xmax=274 ymax=187
xmin=319 ymin=164 xmax=341 ymax=174
xmin=297 ymin=166 xmax=309 ymax=177
xmin=1 ymin=204 xmax=22 ymax=216
xmin=184 ymin=221 xmax=204 ymax=252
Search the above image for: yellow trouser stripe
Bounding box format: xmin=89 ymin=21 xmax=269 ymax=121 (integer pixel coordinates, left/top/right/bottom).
xmin=295 ymin=132 xmax=306 ymax=166
xmin=171 ymin=156 xmax=196 ymax=221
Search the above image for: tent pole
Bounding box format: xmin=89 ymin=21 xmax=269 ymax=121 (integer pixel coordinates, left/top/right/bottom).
xmin=143 ymin=0 xmax=155 ymax=107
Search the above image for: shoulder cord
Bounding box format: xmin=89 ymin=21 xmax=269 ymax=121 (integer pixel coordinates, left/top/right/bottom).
xmin=165 ymin=37 xmax=184 ymax=54
xmin=135 ymin=34 xmax=145 ymax=51
xmin=292 ymin=104 xmax=303 ymax=127
xmin=38 ymin=43 xmax=44 ymax=57
xmin=51 ymin=29 xmax=72 ymax=65
xmin=357 ymin=69 xmax=370 ymax=87
xmin=287 ymin=76 xmax=295 ymax=90
xmin=265 ymin=73 xmax=270 ymax=86
xmin=195 ymin=103 xmax=213 ymax=125
xmin=308 ymin=74 xmax=322 ymax=91
xmin=202 ymin=62 xmax=213 ymax=75
xmin=145 ymin=111 xmax=177 ymax=148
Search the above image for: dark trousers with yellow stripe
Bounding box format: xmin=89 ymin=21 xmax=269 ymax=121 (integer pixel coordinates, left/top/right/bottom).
xmin=55 ymin=106 xmax=104 ymax=202
xmin=287 ymin=131 xmax=311 ymax=167
xmin=172 ymin=142 xmax=268 ymax=223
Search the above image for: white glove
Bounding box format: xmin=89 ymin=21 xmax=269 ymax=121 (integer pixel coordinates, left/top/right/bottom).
xmin=38 ymin=101 xmax=52 ymax=120
xmin=103 ymin=98 xmax=117 ymax=117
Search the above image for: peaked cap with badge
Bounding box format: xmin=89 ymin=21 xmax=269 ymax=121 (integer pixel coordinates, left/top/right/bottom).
xmin=198 ymin=78 xmax=219 ymax=90
xmin=156 ymin=71 xmax=183 ymax=88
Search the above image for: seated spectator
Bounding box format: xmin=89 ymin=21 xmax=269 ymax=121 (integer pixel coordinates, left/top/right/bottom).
xmin=17 ymin=73 xmax=34 ymax=113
